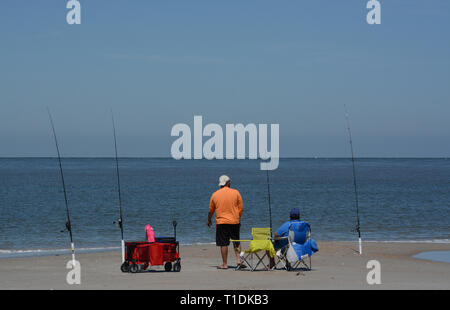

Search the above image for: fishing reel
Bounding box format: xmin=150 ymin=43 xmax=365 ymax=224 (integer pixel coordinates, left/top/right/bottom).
xmin=113 ymin=217 xmax=123 ymax=229
xmin=60 ymin=221 xmax=72 ymax=233
xmin=351 ymin=224 xmax=360 ymax=233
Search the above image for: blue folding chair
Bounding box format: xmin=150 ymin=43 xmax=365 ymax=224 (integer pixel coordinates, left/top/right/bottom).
xmin=275 ymin=221 xmax=318 ymax=271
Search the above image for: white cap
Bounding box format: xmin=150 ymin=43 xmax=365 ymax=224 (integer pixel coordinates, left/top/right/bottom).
xmin=218 ymin=175 xmax=230 ymax=187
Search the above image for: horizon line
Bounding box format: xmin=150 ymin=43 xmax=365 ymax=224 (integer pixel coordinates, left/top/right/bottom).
xmin=0 ymin=156 xmax=448 ymax=159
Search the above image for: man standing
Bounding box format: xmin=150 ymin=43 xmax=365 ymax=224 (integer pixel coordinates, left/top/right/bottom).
xmin=207 ymin=175 xmax=245 ymax=269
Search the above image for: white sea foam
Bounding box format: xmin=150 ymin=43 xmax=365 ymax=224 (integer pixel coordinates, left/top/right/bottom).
xmin=180 ymin=242 xmax=216 ymax=246
xmin=0 ymin=246 xmax=120 ymax=258
xmin=364 ymin=239 xmax=450 ymax=244
xmin=2 ymin=239 xmax=449 ymax=258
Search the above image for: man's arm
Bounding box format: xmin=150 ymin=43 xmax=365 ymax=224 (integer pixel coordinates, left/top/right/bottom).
xmin=207 ymin=196 xmax=215 ymax=227
xmin=276 ymin=221 xmax=289 ymax=237
xmin=237 ymin=192 xmax=243 ymax=220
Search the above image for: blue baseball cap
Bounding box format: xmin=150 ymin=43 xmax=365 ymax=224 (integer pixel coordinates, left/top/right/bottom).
xmin=290 ymin=208 xmax=300 ymax=217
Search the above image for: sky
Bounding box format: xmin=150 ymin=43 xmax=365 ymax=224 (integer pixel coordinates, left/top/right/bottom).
xmin=0 ymin=0 xmax=449 ymax=157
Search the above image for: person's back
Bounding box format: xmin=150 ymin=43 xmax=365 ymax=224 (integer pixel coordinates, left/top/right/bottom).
xmin=209 ymin=186 xmax=243 ymax=225
xmin=277 ymin=219 xmax=309 ymax=235
xmin=274 ymin=208 xmax=310 ymax=248
xmin=287 ymin=220 xmax=310 ymax=244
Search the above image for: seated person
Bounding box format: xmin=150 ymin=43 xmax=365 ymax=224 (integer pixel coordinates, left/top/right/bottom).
xmin=269 ymin=207 xmax=309 ymax=268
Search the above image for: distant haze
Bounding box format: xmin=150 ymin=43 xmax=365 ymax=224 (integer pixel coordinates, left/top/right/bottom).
xmin=0 ymin=1 xmax=449 ymax=157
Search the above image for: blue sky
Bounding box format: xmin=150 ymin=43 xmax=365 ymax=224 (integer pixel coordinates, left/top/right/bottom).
xmin=0 ymin=0 xmax=449 ymax=157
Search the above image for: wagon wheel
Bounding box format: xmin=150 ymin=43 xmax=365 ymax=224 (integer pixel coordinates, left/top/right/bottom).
xmin=173 ymin=261 xmax=181 ymax=272
xmin=120 ymin=262 xmax=130 ymax=273
xmin=164 ymin=262 xmax=172 ymax=272
xmin=130 ymin=263 xmax=139 ymax=273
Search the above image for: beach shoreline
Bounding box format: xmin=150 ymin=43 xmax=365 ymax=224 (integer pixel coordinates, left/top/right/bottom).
xmin=0 ymin=241 xmax=449 ymax=290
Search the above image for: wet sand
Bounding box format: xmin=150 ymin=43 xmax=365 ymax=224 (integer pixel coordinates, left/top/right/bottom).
xmin=0 ymin=241 xmax=449 ymax=290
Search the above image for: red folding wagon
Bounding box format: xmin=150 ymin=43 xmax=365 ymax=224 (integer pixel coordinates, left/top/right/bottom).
xmin=120 ymin=221 xmax=181 ymax=273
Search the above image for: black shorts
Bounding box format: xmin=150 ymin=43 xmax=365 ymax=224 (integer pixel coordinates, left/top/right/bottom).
xmin=216 ymin=224 xmax=240 ymax=247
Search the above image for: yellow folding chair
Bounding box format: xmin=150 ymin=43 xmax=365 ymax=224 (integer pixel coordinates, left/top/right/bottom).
xmin=231 ymin=227 xmax=276 ymax=271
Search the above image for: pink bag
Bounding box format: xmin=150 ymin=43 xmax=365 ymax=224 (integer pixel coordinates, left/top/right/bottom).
xmin=145 ymin=224 xmax=155 ymax=242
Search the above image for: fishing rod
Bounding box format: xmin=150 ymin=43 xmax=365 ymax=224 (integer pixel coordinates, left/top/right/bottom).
xmin=344 ymin=105 xmax=362 ymax=255
xmin=47 ymin=108 xmax=76 ymax=266
xmin=266 ymin=170 xmax=273 ymax=239
xmin=111 ymin=111 xmax=125 ymax=263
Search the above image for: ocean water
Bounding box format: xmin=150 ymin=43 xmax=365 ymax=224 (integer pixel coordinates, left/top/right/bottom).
xmin=413 ymin=251 xmax=450 ymax=263
xmin=0 ymin=158 xmax=449 ymax=257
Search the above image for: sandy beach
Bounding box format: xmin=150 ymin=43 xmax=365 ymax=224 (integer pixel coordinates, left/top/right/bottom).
xmin=0 ymin=241 xmax=449 ymax=290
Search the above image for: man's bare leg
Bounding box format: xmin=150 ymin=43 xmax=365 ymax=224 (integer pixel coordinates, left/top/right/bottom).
xmin=234 ymin=243 xmax=244 ymax=267
xmin=219 ymin=246 xmax=228 ymax=269
xmin=269 ymin=253 xmax=275 ymax=269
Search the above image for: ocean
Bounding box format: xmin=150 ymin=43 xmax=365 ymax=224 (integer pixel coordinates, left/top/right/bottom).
xmin=0 ymin=158 xmax=449 ymax=258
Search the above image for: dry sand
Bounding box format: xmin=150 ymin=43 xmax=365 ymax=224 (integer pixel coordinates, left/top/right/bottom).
xmin=0 ymin=241 xmax=449 ymax=290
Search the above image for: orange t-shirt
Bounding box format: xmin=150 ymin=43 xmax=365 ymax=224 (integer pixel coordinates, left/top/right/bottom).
xmin=209 ymin=187 xmax=243 ymax=225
